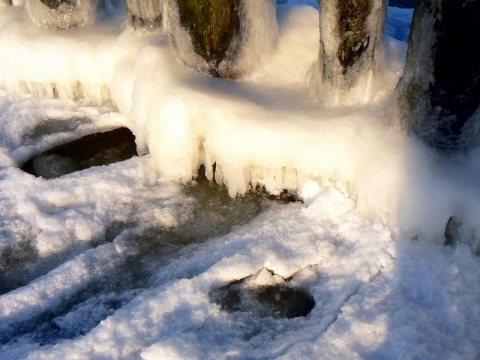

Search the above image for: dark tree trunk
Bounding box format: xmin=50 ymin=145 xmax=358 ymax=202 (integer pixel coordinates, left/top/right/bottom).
xmin=25 ymin=0 xmax=98 ymax=28
xmin=309 ymin=0 xmax=387 ymax=107
xmin=166 ymin=0 xmax=277 ymax=78
xmin=395 ymin=0 xmax=480 ymax=150
xmin=126 ymin=0 xmax=163 ymax=30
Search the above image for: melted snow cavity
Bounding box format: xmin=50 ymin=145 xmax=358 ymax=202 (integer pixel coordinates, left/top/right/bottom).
xmin=0 ymin=2 xmax=480 ymax=359
xmin=21 ymin=127 xmax=138 ymax=179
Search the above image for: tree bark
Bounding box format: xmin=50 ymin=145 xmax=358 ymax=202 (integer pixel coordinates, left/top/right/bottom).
xmin=309 ymin=0 xmax=387 ymax=107
xmin=166 ymin=0 xmax=277 ymax=78
xmin=126 ymin=0 xmax=163 ymax=30
xmin=395 ymin=0 xmax=480 ymax=150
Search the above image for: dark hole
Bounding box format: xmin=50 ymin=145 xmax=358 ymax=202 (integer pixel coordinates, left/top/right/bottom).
xmin=21 ymin=127 xmax=138 ymax=179
xmin=211 ymin=275 xmax=315 ymax=319
xmin=254 ymin=285 xmax=316 ymax=319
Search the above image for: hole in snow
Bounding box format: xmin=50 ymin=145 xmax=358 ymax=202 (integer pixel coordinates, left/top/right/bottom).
xmin=21 ymin=127 xmax=138 ymax=179
xmin=210 ymin=269 xmax=315 ymax=319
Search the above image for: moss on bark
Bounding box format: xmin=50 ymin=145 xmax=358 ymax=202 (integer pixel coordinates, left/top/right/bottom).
xmin=336 ymin=0 xmax=372 ymax=75
xmin=177 ymin=0 xmax=241 ymax=76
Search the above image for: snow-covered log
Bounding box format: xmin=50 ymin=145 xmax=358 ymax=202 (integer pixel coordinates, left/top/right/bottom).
xmin=165 ymin=0 xmax=277 ymax=78
xmin=126 ymin=0 xmax=163 ymax=30
xmin=309 ymin=0 xmax=387 ymax=107
xmin=25 ymin=0 xmax=99 ymax=29
xmin=395 ymin=0 xmax=480 ymax=150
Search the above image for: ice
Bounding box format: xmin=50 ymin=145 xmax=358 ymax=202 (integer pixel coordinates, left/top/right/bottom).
xmin=0 ymin=1 xmax=480 ymax=359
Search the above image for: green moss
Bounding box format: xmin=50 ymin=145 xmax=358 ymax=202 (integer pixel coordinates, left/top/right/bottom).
xmin=178 ymin=0 xmax=241 ymax=76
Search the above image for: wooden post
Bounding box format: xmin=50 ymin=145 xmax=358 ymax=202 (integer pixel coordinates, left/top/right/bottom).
xmin=395 ymin=0 xmax=480 ymax=150
xmin=126 ymin=0 xmax=163 ymax=30
xmin=309 ymin=0 xmax=387 ymax=107
xmin=166 ymin=0 xmax=277 ymax=78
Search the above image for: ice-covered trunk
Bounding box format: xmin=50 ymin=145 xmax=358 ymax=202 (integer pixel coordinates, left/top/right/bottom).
xmin=126 ymin=0 xmax=163 ymax=30
xmin=25 ymin=0 xmax=98 ymax=29
xmin=166 ymin=0 xmax=277 ymax=78
xmin=395 ymin=0 xmax=480 ymax=150
xmin=309 ymin=0 xmax=387 ymax=107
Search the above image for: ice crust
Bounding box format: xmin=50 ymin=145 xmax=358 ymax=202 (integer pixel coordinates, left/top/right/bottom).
xmin=0 ymin=2 xmax=480 ymax=359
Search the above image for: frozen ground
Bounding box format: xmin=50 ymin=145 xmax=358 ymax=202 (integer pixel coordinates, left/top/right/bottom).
xmin=0 ymin=2 xmax=479 ymax=359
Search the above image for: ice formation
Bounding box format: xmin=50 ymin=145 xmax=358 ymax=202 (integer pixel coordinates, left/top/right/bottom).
xmin=0 ymin=3 xmax=479 ymax=250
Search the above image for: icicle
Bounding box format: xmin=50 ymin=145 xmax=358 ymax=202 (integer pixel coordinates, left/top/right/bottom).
xmin=395 ymin=0 xmax=480 ymax=150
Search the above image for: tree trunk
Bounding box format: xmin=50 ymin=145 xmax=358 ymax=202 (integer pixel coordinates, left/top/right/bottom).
xmin=126 ymin=0 xmax=163 ymax=30
xmin=309 ymin=0 xmax=387 ymax=107
xmin=166 ymin=0 xmax=277 ymax=78
xmin=25 ymin=0 xmax=98 ymax=28
xmin=395 ymin=0 xmax=480 ymax=150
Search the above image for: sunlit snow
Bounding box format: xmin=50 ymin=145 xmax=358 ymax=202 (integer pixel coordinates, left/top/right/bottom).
xmin=0 ymin=1 xmax=479 ymax=359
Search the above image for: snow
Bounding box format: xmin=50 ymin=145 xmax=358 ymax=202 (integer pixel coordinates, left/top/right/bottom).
xmin=0 ymin=1 xmax=479 ymax=359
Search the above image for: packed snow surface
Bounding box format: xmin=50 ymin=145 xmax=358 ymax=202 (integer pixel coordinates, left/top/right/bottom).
xmin=0 ymin=1 xmax=479 ymax=359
